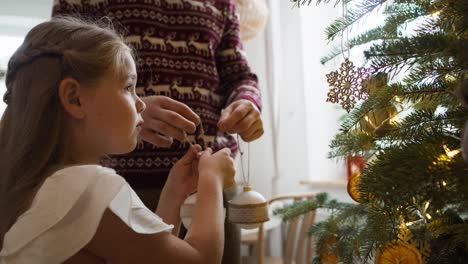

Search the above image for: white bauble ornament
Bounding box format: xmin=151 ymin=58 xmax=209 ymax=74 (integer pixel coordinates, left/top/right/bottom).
xmin=179 ymin=193 xmax=227 ymax=229
xmin=179 ymin=164 xmax=236 ymax=229
xmin=235 ymin=0 xmax=269 ymax=41
xmin=227 ymin=186 xmax=269 ymax=229
xmin=180 ymin=193 xmax=197 ymax=229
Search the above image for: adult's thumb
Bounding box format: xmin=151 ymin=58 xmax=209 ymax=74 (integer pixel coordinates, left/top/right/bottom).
xmin=219 ymin=103 xmax=235 ymax=123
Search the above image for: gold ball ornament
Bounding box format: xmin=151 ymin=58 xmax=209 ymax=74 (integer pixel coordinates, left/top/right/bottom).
xmin=375 ymin=242 xmax=423 ymax=264
xmin=227 ymin=186 xmax=269 ymax=229
xmin=320 ymin=236 xmax=339 ymax=264
xmin=347 ymin=171 xmax=362 ymax=203
xmin=235 ymin=0 xmax=269 ymax=41
xmin=358 ymin=74 xmax=399 ymax=136
xmin=359 ymin=106 xmax=398 ymax=136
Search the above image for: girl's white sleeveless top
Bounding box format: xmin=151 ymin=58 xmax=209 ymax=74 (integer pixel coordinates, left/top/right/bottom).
xmin=0 ymin=165 xmax=173 ymax=264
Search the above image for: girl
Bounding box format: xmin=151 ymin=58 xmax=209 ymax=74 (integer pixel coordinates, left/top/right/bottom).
xmin=0 ymin=17 xmax=234 ymax=264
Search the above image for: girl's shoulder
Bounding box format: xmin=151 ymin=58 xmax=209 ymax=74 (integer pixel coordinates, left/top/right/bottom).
xmin=1 ymin=164 xmax=172 ymax=263
xmin=44 ymin=164 xmax=125 ymax=195
xmin=51 ymin=164 xmax=119 ymax=179
xmin=0 ymin=165 xmax=127 ymax=263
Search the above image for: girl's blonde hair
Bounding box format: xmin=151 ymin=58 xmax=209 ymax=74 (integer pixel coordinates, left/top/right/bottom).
xmin=0 ymin=17 xmax=132 ymax=246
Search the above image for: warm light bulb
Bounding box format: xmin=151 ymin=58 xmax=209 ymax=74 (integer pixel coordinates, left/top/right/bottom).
xmin=445 ymin=73 xmax=456 ymax=82
xmin=443 ymin=145 xmax=461 ymax=158
xmin=425 ymin=213 xmax=432 ymax=220
xmin=424 ymin=201 xmax=430 ymax=211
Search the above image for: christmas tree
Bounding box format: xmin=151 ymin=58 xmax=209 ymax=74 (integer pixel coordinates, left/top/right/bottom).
xmin=277 ymin=0 xmax=468 ymax=263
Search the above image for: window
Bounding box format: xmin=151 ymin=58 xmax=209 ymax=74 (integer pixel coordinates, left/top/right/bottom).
xmin=0 ymin=36 xmax=24 ymax=116
xmin=0 ymin=0 xmax=51 ymax=116
xmin=299 ymin=2 xmax=386 ymax=183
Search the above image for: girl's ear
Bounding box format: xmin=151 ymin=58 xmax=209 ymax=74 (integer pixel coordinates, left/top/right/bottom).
xmin=58 ymin=78 xmax=85 ymax=119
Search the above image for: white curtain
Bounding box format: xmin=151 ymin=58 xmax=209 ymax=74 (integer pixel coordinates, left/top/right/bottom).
xmin=257 ymin=0 xmax=346 ymax=197
xmin=242 ymin=1 xmax=348 ymax=257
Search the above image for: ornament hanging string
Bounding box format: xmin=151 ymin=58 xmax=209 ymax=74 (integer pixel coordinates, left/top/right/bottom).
xmin=228 ymin=135 xmax=269 ymax=229
xmin=341 ymin=0 xmax=350 ymax=60
xmin=325 ymin=0 xmax=372 ymax=112
xmin=237 ymin=134 xmax=250 ymax=187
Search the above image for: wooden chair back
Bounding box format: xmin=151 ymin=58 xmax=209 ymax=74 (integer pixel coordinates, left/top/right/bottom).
xmin=256 ymin=193 xmax=316 ymax=264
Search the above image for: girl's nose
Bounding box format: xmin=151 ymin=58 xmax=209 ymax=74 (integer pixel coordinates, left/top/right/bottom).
xmin=136 ymin=97 xmax=146 ymax=113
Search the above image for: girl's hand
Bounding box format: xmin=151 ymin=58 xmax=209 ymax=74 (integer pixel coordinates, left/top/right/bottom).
xmin=198 ymin=148 xmax=236 ymax=189
xmin=166 ymin=144 xmax=202 ymax=201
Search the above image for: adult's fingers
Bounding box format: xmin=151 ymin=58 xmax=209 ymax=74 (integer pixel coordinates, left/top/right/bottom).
xmin=218 ymin=104 xmax=251 ymax=133
xmin=143 ymin=118 xmax=186 ymax=142
xmin=230 ymin=110 xmax=260 ymax=134
xmin=239 ymin=119 xmax=262 ymax=139
xmin=241 ymin=127 xmax=264 ymax=142
xmin=159 ymin=97 xmax=200 ymax=130
xmin=154 ymin=108 xmax=200 ymax=134
xmin=140 ymin=128 xmax=173 ymax=147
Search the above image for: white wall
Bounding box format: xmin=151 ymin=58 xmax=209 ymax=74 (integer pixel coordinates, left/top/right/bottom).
xmin=242 ymin=1 xmax=347 ymax=200
xmin=239 ymin=30 xmax=274 ymax=199
xmin=300 ymin=3 xmax=347 ymax=183
xmin=241 ymin=2 xmax=353 ymax=257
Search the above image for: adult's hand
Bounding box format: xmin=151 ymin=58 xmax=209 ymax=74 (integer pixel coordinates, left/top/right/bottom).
xmin=217 ymin=99 xmax=264 ymax=142
xmin=140 ymin=96 xmax=200 ymax=147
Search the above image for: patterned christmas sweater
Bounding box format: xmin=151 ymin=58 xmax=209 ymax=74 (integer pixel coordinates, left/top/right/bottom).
xmin=52 ymin=0 xmax=262 ymax=189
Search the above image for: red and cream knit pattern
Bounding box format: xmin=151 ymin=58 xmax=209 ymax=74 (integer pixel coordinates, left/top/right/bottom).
xmin=53 ymin=0 xmax=262 ymax=188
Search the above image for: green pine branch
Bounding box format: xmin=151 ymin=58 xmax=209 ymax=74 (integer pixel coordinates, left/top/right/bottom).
xmin=328 ymin=132 xmax=377 ymax=159
xmin=338 ymin=82 xmax=397 ymax=133
xmin=320 ymin=2 xmax=430 ymax=64
xmin=365 ymin=34 xmax=454 ymax=75
xmin=381 ymin=108 xmax=468 ymax=143
xmin=325 ymin=0 xmax=388 ymax=42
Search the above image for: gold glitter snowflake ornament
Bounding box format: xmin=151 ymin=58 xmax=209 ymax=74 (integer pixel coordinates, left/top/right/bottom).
xmin=326 ymin=58 xmax=372 ymax=112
